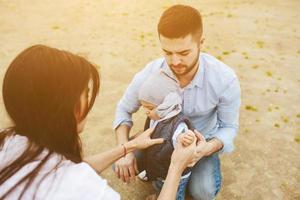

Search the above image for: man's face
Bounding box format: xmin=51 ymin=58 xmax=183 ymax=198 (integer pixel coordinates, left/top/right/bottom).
xmin=159 ymin=33 xmax=202 ymax=77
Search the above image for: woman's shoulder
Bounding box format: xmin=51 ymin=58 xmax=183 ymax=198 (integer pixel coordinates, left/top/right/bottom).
xmin=45 ymin=162 xmax=120 ymax=199
xmin=0 ymin=133 xmax=29 ymax=167
xmin=0 ymin=134 xmax=120 ymax=200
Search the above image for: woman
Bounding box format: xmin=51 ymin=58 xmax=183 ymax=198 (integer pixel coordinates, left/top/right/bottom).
xmin=0 ymin=45 xmax=204 ymax=199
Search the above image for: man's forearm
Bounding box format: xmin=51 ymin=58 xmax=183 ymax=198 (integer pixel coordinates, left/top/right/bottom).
xmin=115 ymin=124 xmax=131 ymax=145
xmin=204 ymin=138 xmax=223 ymax=156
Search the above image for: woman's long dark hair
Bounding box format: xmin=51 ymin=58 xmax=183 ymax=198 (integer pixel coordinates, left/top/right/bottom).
xmin=0 ymin=45 xmax=100 ymax=199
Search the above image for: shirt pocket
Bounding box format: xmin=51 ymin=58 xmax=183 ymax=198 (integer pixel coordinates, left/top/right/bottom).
xmin=184 ymin=106 xmax=215 ymax=118
xmin=183 ymin=88 xmax=217 ymax=117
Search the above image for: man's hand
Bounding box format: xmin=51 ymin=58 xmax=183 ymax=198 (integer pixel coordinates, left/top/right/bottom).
xmin=114 ymin=152 xmax=138 ymax=183
xmin=187 ymin=130 xmax=224 ymax=167
xmin=171 ymin=133 xmax=197 ymax=172
xmin=114 ymin=128 xmax=164 ymax=183
xmin=187 ymin=130 xmax=207 ymax=167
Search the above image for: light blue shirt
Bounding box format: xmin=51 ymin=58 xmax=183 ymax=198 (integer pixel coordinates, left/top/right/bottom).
xmin=113 ymin=53 xmax=241 ymax=153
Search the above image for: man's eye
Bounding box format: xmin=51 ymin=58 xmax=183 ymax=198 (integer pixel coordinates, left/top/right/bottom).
xmin=180 ymin=53 xmax=189 ymax=56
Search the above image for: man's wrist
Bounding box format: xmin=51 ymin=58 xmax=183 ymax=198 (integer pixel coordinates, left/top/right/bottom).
xmin=204 ymin=138 xmax=223 ymax=156
xmin=117 ymin=138 xmax=129 ymax=146
xmin=115 ymin=124 xmax=131 ymax=145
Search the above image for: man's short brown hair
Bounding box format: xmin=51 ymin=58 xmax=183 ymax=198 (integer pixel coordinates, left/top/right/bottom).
xmin=158 ymin=4 xmax=203 ymax=39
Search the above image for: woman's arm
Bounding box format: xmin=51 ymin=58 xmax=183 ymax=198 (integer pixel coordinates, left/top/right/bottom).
xmin=157 ymin=130 xmax=206 ymax=200
xmin=84 ymin=128 xmax=163 ymax=173
xmin=157 ymin=163 xmax=183 ymax=200
xmin=84 ymin=142 xmax=135 ymax=173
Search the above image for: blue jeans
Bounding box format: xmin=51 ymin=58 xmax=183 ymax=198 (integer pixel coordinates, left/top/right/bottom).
xmin=135 ymin=151 xmax=222 ymax=200
xmin=153 ymin=176 xmax=190 ymax=200
xmin=188 ymin=153 xmax=222 ymax=200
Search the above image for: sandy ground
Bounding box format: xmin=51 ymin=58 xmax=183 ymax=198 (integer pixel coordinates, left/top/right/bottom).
xmin=0 ymin=0 xmax=300 ymax=199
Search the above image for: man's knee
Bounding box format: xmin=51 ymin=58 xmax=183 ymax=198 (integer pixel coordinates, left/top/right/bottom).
xmin=188 ymin=153 xmax=222 ymax=200
xmin=189 ymin=180 xmax=219 ymax=200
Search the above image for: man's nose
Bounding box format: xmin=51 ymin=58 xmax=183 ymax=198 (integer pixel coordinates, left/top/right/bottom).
xmin=171 ymin=55 xmax=181 ymax=66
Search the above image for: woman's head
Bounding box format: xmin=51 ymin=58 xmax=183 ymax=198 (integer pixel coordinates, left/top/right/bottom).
xmin=2 ymin=45 xmax=100 ymax=161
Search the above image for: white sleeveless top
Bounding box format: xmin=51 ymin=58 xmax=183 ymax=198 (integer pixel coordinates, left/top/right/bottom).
xmin=0 ymin=134 xmax=120 ymax=200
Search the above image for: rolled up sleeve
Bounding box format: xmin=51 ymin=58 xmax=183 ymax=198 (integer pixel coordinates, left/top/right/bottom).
xmin=112 ymin=74 xmax=143 ymax=129
xmin=213 ymin=77 xmax=241 ymax=153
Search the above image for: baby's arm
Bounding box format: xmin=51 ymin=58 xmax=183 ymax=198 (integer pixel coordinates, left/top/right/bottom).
xmin=172 ymin=122 xmax=195 ymax=147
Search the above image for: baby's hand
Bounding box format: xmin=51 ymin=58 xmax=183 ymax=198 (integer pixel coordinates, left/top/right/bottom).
xmin=177 ymin=131 xmax=196 ymax=147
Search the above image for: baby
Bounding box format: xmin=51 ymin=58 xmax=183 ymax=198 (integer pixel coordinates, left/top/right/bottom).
xmin=138 ymin=70 xmax=196 ymax=200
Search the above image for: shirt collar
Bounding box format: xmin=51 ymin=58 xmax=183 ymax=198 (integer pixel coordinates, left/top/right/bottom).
xmin=160 ymin=53 xmax=204 ymax=89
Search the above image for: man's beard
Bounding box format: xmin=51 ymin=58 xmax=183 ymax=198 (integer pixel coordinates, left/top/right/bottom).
xmin=170 ymin=50 xmax=200 ymax=77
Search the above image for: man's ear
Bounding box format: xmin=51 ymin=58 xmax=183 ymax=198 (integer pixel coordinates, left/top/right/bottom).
xmin=200 ymin=37 xmax=205 ymax=45
xmin=198 ymin=36 xmax=205 ymax=48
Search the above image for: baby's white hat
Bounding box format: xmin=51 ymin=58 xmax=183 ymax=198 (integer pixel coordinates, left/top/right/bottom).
xmin=138 ymin=70 xmax=180 ymax=105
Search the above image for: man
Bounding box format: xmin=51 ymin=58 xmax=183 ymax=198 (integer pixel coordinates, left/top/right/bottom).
xmin=113 ymin=4 xmax=241 ymax=200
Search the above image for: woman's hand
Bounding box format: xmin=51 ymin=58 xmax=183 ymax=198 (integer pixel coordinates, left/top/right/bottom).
xmin=126 ymin=128 xmax=164 ymax=150
xmin=170 ymin=130 xmax=198 ymax=171
xmin=157 ymin=130 xmax=204 ymax=200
